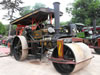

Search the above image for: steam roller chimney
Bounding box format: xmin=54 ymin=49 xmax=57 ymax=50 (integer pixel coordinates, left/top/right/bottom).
xmin=53 ymin=2 xmax=60 ymax=34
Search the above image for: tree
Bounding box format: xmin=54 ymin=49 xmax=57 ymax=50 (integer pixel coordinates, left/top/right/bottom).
xmin=19 ymin=6 xmax=32 ymax=16
xmin=60 ymin=22 xmax=68 ymax=26
xmin=0 ymin=0 xmax=23 ymax=36
xmin=66 ymin=0 xmax=100 ymax=26
xmin=0 ymin=22 xmax=6 ymax=35
xmin=32 ymin=3 xmax=46 ymax=10
xmin=0 ymin=0 xmax=23 ymax=20
xmin=19 ymin=3 xmax=46 ymax=16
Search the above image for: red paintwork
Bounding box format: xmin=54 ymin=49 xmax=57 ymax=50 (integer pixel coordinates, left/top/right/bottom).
xmin=82 ymin=26 xmax=100 ymax=32
xmin=98 ymin=38 xmax=100 ymax=47
xmin=16 ymin=25 xmax=26 ymax=35
xmin=48 ymin=57 xmax=76 ymax=64
xmin=72 ymin=37 xmax=83 ymax=42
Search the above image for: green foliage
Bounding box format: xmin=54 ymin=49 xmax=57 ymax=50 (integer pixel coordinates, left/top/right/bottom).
xmin=19 ymin=6 xmax=32 ymax=16
xmin=60 ymin=22 xmax=68 ymax=25
xmin=4 ymin=25 xmax=17 ymax=35
xmin=0 ymin=22 xmax=6 ymax=35
xmin=19 ymin=3 xmax=46 ymax=16
xmin=32 ymin=3 xmax=46 ymax=10
xmin=66 ymin=0 xmax=100 ymax=26
xmin=85 ymin=18 xmax=91 ymax=26
xmin=12 ymin=25 xmax=17 ymax=30
xmin=4 ymin=25 xmax=9 ymax=36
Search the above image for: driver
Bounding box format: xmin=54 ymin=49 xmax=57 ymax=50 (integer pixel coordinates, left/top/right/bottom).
xmin=36 ymin=23 xmax=44 ymax=30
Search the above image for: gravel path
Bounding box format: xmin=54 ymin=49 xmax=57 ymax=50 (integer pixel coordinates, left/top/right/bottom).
xmin=0 ymin=54 xmax=100 ymax=75
xmin=0 ymin=45 xmax=99 ymax=75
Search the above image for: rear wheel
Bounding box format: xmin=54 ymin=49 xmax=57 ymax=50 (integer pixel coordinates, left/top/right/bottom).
xmin=12 ymin=36 xmax=28 ymax=61
xmin=52 ymin=46 xmax=75 ymax=74
xmin=94 ymin=42 xmax=100 ymax=54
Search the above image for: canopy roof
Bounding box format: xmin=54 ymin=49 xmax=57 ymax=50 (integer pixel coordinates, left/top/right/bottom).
xmin=10 ymin=8 xmax=63 ymax=25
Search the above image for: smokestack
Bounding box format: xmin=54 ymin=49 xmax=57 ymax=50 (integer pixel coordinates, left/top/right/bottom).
xmin=53 ymin=2 xmax=60 ymax=34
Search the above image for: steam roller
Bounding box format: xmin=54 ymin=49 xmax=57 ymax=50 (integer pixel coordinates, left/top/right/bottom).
xmin=51 ymin=42 xmax=93 ymax=74
xmin=10 ymin=2 xmax=93 ymax=74
xmin=12 ymin=36 xmax=93 ymax=74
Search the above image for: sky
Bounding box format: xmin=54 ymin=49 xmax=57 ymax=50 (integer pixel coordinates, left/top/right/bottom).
xmin=0 ymin=0 xmax=74 ymax=24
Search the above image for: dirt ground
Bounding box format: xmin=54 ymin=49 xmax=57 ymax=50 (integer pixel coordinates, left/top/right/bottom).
xmin=0 ymin=53 xmax=100 ymax=75
xmin=0 ymin=45 xmax=99 ymax=75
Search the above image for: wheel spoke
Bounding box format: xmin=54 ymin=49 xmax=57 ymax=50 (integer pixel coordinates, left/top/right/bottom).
xmin=52 ymin=46 xmax=75 ymax=74
xmin=13 ymin=38 xmax=22 ymax=60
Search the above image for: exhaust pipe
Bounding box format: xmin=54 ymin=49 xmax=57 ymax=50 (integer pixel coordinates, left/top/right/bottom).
xmin=53 ymin=2 xmax=60 ymax=34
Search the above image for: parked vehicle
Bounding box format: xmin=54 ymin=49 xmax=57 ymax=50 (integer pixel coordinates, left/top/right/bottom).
xmin=82 ymin=26 xmax=100 ymax=54
xmin=72 ymin=24 xmax=100 ymax=54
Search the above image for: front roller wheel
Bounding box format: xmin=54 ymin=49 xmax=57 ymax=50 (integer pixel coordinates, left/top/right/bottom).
xmin=12 ymin=36 xmax=28 ymax=61
xmin=52 ymin=46 xmax=75 ymax=74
